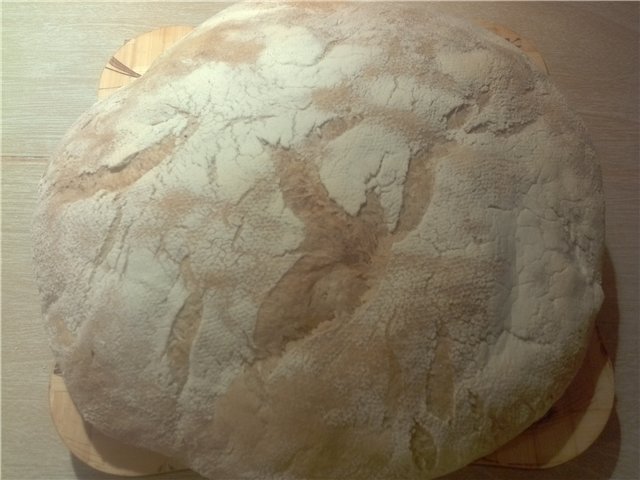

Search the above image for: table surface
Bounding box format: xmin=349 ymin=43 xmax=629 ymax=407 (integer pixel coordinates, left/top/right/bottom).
xmin=2 ymin=2 xmax=638 ymax=479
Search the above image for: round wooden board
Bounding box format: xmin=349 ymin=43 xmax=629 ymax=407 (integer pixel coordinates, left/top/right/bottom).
xmin=50 ymin=22 xmax=614 ymax=477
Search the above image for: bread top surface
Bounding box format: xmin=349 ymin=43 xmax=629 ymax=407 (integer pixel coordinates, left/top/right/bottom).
xmin=33 ymin=2 xmax=604 ymax=479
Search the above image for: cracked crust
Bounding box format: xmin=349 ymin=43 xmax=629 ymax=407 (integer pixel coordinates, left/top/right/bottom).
xmin=33 ymin=2 xmax=604 ymax=479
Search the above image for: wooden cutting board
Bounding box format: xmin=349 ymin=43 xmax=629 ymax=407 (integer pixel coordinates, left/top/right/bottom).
xmin=49 ymin=22 xmax=615 ymax=477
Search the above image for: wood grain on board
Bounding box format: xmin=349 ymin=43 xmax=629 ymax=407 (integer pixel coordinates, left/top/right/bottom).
xmin=98 ymin=25 xmax=194 ymax=99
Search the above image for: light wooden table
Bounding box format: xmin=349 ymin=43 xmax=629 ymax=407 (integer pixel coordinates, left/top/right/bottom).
xmin=2 ymin=2 xmax=638 ymax=479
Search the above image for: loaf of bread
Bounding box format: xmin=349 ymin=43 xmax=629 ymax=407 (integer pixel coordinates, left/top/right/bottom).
xmin=33 ymin=2 xmax=604 ymax=478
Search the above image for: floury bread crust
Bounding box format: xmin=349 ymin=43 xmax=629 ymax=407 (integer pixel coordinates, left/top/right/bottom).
xmin=33 ymin=2 xmax=604 ymax=479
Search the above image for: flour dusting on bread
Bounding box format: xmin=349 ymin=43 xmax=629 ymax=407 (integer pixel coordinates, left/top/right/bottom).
xmin=33 ymin=2 xmax=604 ymax=479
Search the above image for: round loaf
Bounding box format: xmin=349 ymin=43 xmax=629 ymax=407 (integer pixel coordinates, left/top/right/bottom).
xmin=33 ymin=2 xmax=604 ymax=479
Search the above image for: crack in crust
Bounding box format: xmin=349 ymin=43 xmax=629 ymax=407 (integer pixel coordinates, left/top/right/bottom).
xmin=50 ymin=116 xmax=199 ymax=209
xmin=163 ymin=256 xmax=204 ymax=395
xmin=253 ymin=149 xmax=387 ymax=359
xmin=410 ymin=421 xmax=437 ymax=473
xmin=252 ymin=121 xmax=447 ymax=361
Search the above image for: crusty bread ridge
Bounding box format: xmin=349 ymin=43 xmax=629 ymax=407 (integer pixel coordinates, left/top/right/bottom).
xmin=33 ymin=2 xmax=604 ymax=479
